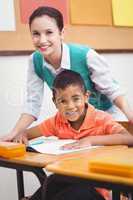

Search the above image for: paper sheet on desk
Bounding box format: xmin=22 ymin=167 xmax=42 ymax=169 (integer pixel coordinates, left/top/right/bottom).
xmin=29 ymin=136 xmax=100 ymax=155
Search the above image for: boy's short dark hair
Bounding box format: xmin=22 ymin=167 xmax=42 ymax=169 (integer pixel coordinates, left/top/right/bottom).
xmin=29 ymin=6 xmax=64 ymax=31
xmin=52 ymin=70 xmax=87 ymax=100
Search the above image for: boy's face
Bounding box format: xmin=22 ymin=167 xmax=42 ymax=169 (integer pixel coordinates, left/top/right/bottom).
xmin=54 ymin=85 xmax=89 ymax=123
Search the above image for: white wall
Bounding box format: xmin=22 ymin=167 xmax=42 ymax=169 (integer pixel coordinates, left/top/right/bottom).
xmin=0 ymin=53 xmax=133 ymax=199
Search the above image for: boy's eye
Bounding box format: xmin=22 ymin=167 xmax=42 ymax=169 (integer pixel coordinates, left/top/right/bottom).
xmin=60 ymin=100 xmax=66 ymax=104
xmin=73 ymin=97 xmax=81 ymax=102
xmin=57 ymin=99 xmax=66 ymax=105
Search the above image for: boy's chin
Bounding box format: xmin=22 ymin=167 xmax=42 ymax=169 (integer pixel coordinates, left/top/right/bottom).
xmin=67 ymin=117 xmax=79 ymax=122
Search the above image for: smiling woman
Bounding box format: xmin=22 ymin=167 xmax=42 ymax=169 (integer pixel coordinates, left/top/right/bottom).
xmin=1 ymin=0 xmax=133 ymax=53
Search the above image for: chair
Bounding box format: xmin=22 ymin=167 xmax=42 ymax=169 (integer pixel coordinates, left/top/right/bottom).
xmin=117 ymin=121 xmax=133 ymax=200
xmin=118 ymin=121 xmax=133 ymax=135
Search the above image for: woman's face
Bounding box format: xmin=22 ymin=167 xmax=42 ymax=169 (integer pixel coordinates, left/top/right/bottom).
xmin=30 ymin=15 xmax=64 ymax=59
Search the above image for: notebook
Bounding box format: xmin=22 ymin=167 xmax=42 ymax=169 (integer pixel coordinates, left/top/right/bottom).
xmin=28 ymin=136 xmax=99 ymax=155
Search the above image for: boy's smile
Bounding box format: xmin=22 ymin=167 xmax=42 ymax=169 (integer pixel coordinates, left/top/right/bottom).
xmin=54 ymin=85 xmax=89 ymax=129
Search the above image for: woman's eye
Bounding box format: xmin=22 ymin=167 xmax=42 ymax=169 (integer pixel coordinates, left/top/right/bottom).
xmin=47 ymin=31 xmax=53 ymax=34
xmin=32 ymin=32 xmax=40 ymax=36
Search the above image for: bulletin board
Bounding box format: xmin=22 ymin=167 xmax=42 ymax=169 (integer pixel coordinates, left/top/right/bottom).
xmin=1 ymin=0 xmax=133 ymax=55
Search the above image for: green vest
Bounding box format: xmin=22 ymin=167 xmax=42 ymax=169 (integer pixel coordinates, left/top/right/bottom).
xmin=33 ymin=43 xmax=112 ymax=111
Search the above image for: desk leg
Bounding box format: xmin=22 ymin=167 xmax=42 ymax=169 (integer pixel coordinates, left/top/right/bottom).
xmin=16 ymin=170 xmax=24 ymax=200
xmin=112 ymin=190 xmax=121 ymax=200
xmin=128 ymin=193 xmax=133 ymax=200
xmin=32 ymin=169 xmax=48 ymax=200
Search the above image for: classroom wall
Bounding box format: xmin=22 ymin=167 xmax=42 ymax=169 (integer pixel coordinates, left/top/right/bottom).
xmin=0 ymin=53 xmax=133 ymax=199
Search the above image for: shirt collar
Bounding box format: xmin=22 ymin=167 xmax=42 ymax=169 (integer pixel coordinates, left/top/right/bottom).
xmin=79 ymin=104 xmax=96 ymax=130
xmin=43 ymin=43 xmax=70 ymax=75
xmin=60 ymin=43 xmax=70 ymax=70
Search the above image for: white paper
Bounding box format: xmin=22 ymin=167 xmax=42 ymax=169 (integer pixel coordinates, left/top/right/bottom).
xmin=29 ymin=136 xmax=100 ymax=155
xmin=0 ymin=0 xmax=16 ymax=31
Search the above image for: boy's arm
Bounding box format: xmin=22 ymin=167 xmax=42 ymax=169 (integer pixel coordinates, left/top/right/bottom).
xmin=79 ymin=128 xmax=133 ymax=147
xmin=25 ymin=126 xmax=42 ymax=140
xmin=62 ymin=128 xmax=133 ymax=150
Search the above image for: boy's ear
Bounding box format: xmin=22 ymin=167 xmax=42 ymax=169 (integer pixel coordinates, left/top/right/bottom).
xmin=85 ymin=91 xmax=91 ymax=103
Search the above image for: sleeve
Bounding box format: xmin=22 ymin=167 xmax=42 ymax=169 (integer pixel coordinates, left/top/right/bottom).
xmin=86 ymin=49 xmax=124 ymax=102
xmin=101 ymin=112 xmax=125 ymax=134
xmin=38 ymin=117 xmax=56 ymax=136
xmin=23 ymin=54 xmax=44 ymax=119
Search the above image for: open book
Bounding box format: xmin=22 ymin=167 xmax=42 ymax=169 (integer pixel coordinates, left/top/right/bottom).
xmin=28 ymin=136 xmax=100 ymax=155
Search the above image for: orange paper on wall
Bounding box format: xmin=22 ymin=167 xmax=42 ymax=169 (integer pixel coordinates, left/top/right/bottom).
xmin=70 ymin=0 xmax=112 ymax=25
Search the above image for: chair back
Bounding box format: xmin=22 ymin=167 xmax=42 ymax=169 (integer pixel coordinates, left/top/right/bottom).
xmin=118 ymin=121 xmax=133 ymax=135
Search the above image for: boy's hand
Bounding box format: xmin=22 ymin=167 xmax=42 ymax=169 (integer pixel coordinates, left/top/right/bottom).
xmin=61 ymin=139 xmax=91 ymax=150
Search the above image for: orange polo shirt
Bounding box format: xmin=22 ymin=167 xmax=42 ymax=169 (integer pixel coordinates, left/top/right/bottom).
xmin=39 ymin=104 xmax=124 ymax=139
xmin=39 ymin=104 xmax=124 ymax=200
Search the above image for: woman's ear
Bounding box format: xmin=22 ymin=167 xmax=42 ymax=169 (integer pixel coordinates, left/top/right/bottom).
xmin=52 ymin=97 xmax=58 ymax=108
xmin=60 ymin=27 xmax=65 ymax=40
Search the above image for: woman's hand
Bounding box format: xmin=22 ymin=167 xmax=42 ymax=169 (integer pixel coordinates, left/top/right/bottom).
xmin=12 ymin=133 xmax=29 ymax=146
xmin=0 ymin=132 xmax=28 ymax=146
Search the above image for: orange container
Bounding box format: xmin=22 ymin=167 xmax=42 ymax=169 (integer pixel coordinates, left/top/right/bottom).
xmin=89 ymin=148 xmax=133 ymax=178
xmin=0 ymin=142 xmax=26 ymax=158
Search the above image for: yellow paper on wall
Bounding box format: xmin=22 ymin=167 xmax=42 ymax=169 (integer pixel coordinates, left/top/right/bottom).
xmin=112 ymin=0 xmax=133 ymax=27
xmin=70 ymin=0 xmax=112 ymax=25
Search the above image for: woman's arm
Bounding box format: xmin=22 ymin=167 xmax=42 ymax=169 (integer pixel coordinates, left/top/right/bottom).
xmin=87 ymin=49 xmax=133 ymax=122
xmin=1 ymin=54 xmax=45 ymax=142
xmin=114 ymin=95 xmax=133 ymax=123
xmin=0 ymin=113 xmax=36 ymax=142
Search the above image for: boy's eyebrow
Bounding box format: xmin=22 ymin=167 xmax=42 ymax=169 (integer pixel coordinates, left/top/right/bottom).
xmin=56 ymin=94 xmax=82 ymax=101
xmin=72 ymin=94 xmax=81 ymax=97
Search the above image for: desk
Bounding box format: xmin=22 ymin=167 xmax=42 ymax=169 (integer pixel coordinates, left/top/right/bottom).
xmin=0 ymin=149 xmax=100 ymax=200
xmin=0 ymin=152 xmax=60 ymax=200
xmin=46 ymin=147 xmax=133 ymax=200
xmin=0 ymin=146 xmax=129 ymax=200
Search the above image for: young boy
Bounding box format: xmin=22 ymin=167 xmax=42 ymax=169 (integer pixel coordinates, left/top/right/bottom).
xmin=21 ymin=69 xmax=132 ymax=200
xmin=24 ymin=70 xmax=133 ymax=148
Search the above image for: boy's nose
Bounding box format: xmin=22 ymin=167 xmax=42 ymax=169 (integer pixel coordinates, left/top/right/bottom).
xmin=67 ymin=101 xmax=75 ymax=109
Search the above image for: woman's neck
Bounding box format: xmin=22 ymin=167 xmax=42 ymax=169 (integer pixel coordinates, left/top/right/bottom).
xmin=45 ymin=45 xmax=62 ymax=70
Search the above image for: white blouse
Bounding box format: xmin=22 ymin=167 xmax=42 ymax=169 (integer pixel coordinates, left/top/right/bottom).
xmin=24 ymin=43 xmax=123 ymax=119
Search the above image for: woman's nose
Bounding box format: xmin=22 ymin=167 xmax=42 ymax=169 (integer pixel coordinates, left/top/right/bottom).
xmin=40 ymin=34 xmax=47 ymax=43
